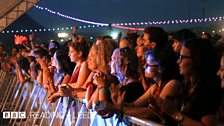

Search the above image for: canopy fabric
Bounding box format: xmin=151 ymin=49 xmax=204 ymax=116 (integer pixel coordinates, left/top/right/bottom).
xmin=0 ymin=0 xmax=22 ymax=17
xmin=0 ymin=0 xmax=39 ymax=32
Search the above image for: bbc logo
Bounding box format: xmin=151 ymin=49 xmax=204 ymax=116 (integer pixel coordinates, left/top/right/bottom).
xmin=3 ymin=112 xmax=26 ymax=119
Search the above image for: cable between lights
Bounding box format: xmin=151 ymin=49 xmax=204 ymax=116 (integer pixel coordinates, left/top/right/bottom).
xmin=34 ymin=5 xmax=224 ymax=26
xmin=34 ymin=5 xmax=109 ymax=26
xmin=1 ymin=5 xmax=224 ymax=34
xmin=33 ymin=5 xmax=224 ymax=31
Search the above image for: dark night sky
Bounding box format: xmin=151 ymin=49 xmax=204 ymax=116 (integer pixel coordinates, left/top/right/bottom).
xmin=26 ymin=0 xmax=224 ymax=31
xmin=1 ymin=0 xmax=224 ymax=50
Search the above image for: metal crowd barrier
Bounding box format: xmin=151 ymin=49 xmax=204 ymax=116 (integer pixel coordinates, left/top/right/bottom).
xmin=0 ymin=70 xmax=163 ymax=126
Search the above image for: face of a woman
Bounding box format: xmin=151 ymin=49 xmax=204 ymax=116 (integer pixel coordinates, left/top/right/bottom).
xmin=177 ymin=46 xmax=193 ymax=76
xmin=87 ymin=48 xmax=98 ymax=71
xmin=68 ymin=46 xmax=80 ymax=63
xmin=217 ymin=56 xmax=224 ymax=88
xmin=172 ymin=40 xmax=181 ymax=53
xmin=110 ymin=50 xmax=118 ymax=75
xmin=144 ymin=55 xmax=159 ymax=79
xmin=136 ymin=45 xmax=144 ymax=58
xmin=35 ymin=55 xmax=45 ymax=67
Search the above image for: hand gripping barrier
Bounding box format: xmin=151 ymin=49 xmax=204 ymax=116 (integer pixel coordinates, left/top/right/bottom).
xmin=0 ymin=70 xmax=164 ymax=126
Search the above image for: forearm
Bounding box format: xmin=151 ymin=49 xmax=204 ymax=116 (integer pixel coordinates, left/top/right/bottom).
xmin=93 ymin=88 xmax=99 ymax=105
xmin=171 ymin=113 xmax=217 ymax=126
xmin=42 ymin=68 xmax=53 ymax=89
xmin=37 ymin=72 xmax=43 ymax=84
xmin=85 ymin=87 xmax=95 ymax=109
xmin=98 ymin=86 xmax=108 ymax=101
xmin=75 ymin=91 xmax=86 ymax=98
xmin=30 ymin=68 xmax=37 ymax=81
xmin=140 ymin=75 xmax=149 ymax=91
xmin=48 ymin=80 xmax=56 ymax=94
xmin=122 ymin=107 xmax=154 ymax=118
xmin=124 ymin=102 xmax=135 ymax=107
xmin=86 ymin=93 xmax=94 ymax=109
xmin=180 ymin=116 xmax=206 ymax=126
xmin=30 ymin=41 xmax=35 ymax=49
xmin=16 ymin=67 xmax=25 ymax=83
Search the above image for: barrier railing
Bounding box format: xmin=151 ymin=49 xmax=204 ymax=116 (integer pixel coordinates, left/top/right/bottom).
xmin=0 ymin=70 xmax=164 ymax=126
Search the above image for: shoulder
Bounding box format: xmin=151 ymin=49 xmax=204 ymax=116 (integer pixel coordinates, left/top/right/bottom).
xmin=159 ymin=79 xmax=182 ymax=99
xmin=80 ymin=61 xmax=88 ymax=68
xmin=164 ymin=79 xmax=182 ymax=89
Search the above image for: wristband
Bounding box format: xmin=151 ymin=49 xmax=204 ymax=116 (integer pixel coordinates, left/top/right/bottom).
xmin=99 ymin=89 xmax=108 ymax=93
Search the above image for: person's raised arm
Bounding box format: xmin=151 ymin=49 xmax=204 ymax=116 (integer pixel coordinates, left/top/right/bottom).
xmin=15 ymin=63 xmax=26 ymax=83
xmin=29 ymin=32 xmax=35 ymax=49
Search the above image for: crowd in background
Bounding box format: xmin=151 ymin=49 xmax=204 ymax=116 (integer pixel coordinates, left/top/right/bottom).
xmin=0 ymin=26 xmax=224 ymax=126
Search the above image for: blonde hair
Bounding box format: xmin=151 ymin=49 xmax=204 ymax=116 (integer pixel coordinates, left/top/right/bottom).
xmin=89 ymin=40 xmax=115 ymax=74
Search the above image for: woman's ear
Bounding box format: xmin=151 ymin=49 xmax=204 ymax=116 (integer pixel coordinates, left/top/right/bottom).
xmin=78 ymin=51 xmax=83 ymax=57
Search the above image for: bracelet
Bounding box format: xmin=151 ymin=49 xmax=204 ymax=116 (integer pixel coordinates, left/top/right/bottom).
xmin=99 ymin=89 xmax=108 ymax=94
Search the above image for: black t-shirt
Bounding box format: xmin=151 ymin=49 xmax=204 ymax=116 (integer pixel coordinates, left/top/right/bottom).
xmin=182 ymin=84 xmax=222 ymax=121
xmin=120 ymin=81 xmax=145 ymax=103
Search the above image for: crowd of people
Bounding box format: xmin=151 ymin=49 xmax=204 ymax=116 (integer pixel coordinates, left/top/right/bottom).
xmin=0 ymin=26 xmax=224 ymax=126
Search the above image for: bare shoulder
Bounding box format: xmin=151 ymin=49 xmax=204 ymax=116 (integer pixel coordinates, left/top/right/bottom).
xmin=165 ymin=79 xmax=182 ymax=88
xmin=159 ymin=79 xmax=182 ymax=98
xmin=81 ymin=61 xmax=88 ymax=69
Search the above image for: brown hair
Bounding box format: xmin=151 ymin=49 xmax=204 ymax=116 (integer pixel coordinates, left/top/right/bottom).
xmin=69 ymin=41 xmax=90 ymax=60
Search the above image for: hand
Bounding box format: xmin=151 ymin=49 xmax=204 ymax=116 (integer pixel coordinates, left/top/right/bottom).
xmin=72 ymin=26 xmax=77 ymax=34
xmin=94 ymin=72 xmax=106 ymax=87
xmin=94 ymin=101 xmax=116 ymax=116
xmin=43 ymin=83 xmax=49 ymax=89
xmin=110 ymin=83 xmax=125 ymax=106
xmin=29 ymin=32 xmax=34 ymax=41
xmin=47 ymin=92 xmax=60 ymax=102
xmin=58 ymin=84 xmax=73 ymax=97
xmin=158 ymin=96 xmax=179 ymax=117
xmin=48 ymin=66 xmax=55 ymax=73
xmin=30 ymin=62 xmax=36 ymax=69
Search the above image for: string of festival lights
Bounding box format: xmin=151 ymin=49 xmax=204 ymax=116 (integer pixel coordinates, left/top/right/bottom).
xmin=1 ymin=4 xmax=224 ymax=34
xmin=34 ymin=5 xmax=224 ymax=26
xmin=34 ymin=5 xmax=109 ymax=26
xmin=1 ymin=25 xmax=224 ymax=34
xmin=0 ymin=25 xmax=108 ymax=34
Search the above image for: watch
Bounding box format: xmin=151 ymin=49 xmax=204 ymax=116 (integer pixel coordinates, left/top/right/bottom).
xmin=175 ymin=112 xmax=184 ymax=122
